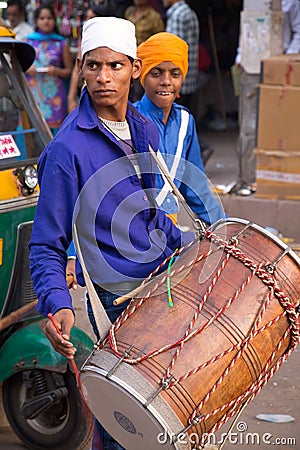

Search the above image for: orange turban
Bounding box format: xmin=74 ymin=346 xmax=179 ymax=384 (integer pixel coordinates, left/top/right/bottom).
xmin=137 ymin=32 xmax=189 ymax=87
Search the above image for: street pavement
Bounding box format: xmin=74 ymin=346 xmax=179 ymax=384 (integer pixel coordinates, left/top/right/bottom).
xmin=1 ymin=128 xmax=299 ymax=449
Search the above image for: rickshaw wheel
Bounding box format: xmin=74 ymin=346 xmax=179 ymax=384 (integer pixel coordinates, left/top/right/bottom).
xmin=2 ymin=368 xmax=93 ymax=450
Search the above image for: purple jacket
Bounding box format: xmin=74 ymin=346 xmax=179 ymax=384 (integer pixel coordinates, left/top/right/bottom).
xmin=29 ymin=87 xmax=192 ymax=317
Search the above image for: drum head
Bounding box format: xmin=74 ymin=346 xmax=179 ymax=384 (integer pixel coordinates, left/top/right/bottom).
xmin=81 ymin=351 xmax=191 ymax=450
xmin=82 ymin=372 xmax=175 ymax=449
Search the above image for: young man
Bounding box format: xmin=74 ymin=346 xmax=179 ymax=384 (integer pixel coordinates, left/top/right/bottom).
xmin=29 ymin=16 xmax=193 ymax=450
xmin=135 ymin=32 xmax=225 ymax=226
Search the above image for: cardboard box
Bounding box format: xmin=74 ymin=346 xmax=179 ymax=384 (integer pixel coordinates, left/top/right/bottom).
xmin=257 ymin=84 xmax=300 ymax=151
xmin=255 ymin=149 xmax=300 ymax=199
xmin=240 ymin=11 xmax=284 ymax=74
xmin=243 ymin=0 xmax=281 ymax=12
xmin=262 ymin=54 xmax=300 ymax=86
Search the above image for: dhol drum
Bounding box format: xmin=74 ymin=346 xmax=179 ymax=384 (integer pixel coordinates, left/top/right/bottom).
xmin=80 ymin=218 xmax=300 ymax=450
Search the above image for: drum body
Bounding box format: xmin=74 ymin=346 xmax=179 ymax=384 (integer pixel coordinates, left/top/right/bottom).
xmin=81 ymin=219 xmax=300 ymax=450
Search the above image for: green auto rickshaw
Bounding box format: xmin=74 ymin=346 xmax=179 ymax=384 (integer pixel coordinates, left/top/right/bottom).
xmin=0 ymin=26 xmax=93 ymax=450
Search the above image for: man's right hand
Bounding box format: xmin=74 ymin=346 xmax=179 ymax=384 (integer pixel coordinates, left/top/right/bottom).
xmin=44 ymin=309 xmax=76 ymax=359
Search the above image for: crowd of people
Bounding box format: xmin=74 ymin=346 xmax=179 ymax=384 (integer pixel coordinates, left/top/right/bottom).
xmin=3 ymin=1 xmax=300 ymax=450
xmin=4 ymin=0 xmax=205 ymax=139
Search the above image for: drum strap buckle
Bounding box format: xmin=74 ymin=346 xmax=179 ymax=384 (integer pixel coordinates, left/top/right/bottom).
xmin=106 ymin=344 xmax=134 ymax=379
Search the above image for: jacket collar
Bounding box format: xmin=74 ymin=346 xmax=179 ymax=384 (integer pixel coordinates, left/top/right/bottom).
xmin=77 ymin=86 xmax=147 ymax=132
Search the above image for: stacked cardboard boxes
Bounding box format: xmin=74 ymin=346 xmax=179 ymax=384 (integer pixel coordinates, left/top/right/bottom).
xmin=255 ymin=54 xmax=300 ymax=200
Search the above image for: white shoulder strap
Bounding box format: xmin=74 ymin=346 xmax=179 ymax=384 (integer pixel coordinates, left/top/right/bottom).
xmin=156 ymin=108 xmax=189 ymax=207
xmin=73 ymin=224 xmax=112 ymax=340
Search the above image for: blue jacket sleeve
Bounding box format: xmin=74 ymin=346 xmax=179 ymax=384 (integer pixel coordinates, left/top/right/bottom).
xmin=180 ymin=116 xmax=226 ymax=225
xmin=29 ymin=143 xmax=78 ymax=317
xmin=67 ymin=241 xmax=76 ymax=258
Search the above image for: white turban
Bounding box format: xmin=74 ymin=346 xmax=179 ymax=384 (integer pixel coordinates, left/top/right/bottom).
xmin=81 ymin=17 xmax=137 ymax=59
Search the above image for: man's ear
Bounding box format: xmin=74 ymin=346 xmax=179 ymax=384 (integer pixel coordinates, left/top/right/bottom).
xmin=132 ymin=58 xmax=142 ymax=80
xmin=76 ymin=57 xmax=83 ymax=74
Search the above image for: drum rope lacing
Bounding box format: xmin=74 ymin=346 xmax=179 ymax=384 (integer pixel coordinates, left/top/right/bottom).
xmin=103 ymin=230 xmax=300 ymax=447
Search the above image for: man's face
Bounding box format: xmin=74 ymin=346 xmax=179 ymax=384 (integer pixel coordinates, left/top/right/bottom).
xmin=6 ymin=4 xmax=23 ymax=28
xmin=79 ymin=47 xmax=141 ymax=120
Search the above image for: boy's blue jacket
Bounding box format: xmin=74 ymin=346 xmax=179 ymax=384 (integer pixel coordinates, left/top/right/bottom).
xmin=135 ymin=95 xmax=225 ymax=225
xmin=29 ymin=87 xmax=192 ymax=317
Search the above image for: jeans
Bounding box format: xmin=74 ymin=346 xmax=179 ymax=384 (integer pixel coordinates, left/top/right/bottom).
xmin=86 ymin=287 xmax=130 ymax=450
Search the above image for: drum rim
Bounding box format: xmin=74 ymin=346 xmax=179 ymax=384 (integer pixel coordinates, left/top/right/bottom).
xmin=210 ymin=217 xmax=300 ymax=266
xmin=81 ymin=350 xmax=191 ymax=449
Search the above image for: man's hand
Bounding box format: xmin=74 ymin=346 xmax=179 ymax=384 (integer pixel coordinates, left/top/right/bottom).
xmin=44 ymin=309 xmax=76 ymax=359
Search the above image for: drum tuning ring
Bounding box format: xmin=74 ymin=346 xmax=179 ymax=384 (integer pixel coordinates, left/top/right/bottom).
xmin=161 ymin=375 xmax=173 ymax=388
xmin=174 ymin=413 xmax=204 ymax=440
xmin=189 ymin=413 xmax=204 ymax=426
xmin=264 ymin=263 xmax=275 ymax=274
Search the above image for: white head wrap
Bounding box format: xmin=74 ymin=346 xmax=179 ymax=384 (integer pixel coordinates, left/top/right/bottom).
xmin=81 ymin=17 xmax=137 ymax=59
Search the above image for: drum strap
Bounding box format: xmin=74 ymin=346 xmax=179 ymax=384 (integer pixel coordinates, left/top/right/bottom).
xmin=148 ymin=144 xmax=206 ymax=235
xmin=155 ymin=109 xmax=189 ymax=207
xmin=71 ymin=144 xmax=207 ymax=338
xmin=73 ymin=224 xmax=112 ymax=340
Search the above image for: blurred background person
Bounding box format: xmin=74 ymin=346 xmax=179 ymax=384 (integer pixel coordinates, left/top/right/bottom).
xmin=124 ymin=0 xmax=165 ymax=46
xmin=282 ymin=0 xmax=300 ymax=54
xmin=162 ymin=0 xmax=199 ymax=119
xmin=149 ymin=0 xmax=166 ymax=21
xmin=5 ymin=0 xmax=33 ymax=40
xmin=107 ymin=0 xmax=134 ymax=17
xmin=24 ymin=3 xmax=73 ymax=136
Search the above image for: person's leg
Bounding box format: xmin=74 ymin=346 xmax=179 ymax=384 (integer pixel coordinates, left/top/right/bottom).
xmin=91 ymin=420 xmax=103 ymax=450
xmin=236 ymin=71 xmax=260 ymax=189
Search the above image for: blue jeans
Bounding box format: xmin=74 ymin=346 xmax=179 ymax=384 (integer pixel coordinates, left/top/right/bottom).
xmin=86 ymin=287 xmax=130 ymax=450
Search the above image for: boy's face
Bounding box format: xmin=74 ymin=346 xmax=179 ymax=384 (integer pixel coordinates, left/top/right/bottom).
xmin=144 ymin=61 xmax=183 ymax=114
xmin=79 ymin=47 xmax=141 ymax=120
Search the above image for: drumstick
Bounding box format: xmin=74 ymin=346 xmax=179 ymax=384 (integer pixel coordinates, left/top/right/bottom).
xmin=113 ymin=283 xmax=146 ymax=306
xmin=47 ymin=313 xmax=92 ymax=419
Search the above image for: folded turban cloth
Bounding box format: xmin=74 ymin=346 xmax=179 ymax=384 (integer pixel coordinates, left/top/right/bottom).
xmin=137 ymin=32 xmax=188 ymax=87
xmin=81 ymin=17 xmax=137 ymax=59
